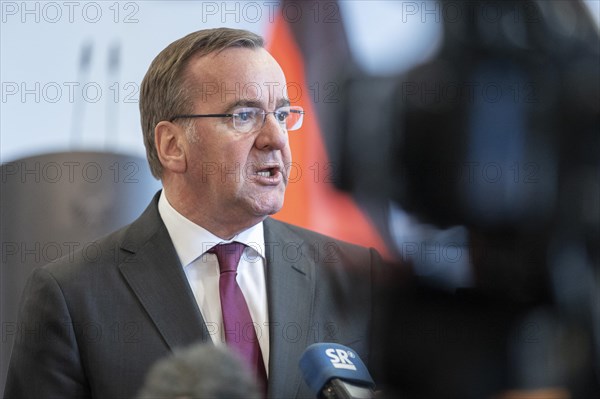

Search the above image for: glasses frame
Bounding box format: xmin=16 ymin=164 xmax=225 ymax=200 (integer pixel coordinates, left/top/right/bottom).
xmin=169 ymin=106 xmax=305 ymax=133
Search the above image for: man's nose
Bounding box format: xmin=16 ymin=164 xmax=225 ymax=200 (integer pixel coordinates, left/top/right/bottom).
xmin=254 ymin=113 xmax=287 ymax=150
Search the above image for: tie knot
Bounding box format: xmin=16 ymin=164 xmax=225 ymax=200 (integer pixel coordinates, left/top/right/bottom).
xmin=208 ymin=242 xmax=246 ymax=273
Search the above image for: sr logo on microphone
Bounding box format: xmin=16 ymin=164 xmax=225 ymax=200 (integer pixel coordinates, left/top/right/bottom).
xmin=325 ymin=348 xmax=357 ymax=370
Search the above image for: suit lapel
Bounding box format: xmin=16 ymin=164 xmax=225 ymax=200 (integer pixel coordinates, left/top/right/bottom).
xmin=118 ymin=193 xmax=211 ymax=350
xmin=115 ymin=201 xmax=316 ymax=396
xmin=264 ymin=218 xmax=315 ymax=398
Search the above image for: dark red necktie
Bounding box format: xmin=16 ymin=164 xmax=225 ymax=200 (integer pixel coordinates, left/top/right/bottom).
xmin=209 ymin=243 xmax=267 ymax=392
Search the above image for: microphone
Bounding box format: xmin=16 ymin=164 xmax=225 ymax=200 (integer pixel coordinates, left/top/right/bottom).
xmin=70 ymin=40 xmax=93 ymax=146
xmin=137 ymin=343 xmax=261 ymax=399
xmin=105 ymin=40 xmax=121 ymax=148
xmin=299 ymin=343 xmax=375 ymax=399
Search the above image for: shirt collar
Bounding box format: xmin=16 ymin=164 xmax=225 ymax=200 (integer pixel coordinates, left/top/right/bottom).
xmin=158 ymin=191 xmax=265 ymax=267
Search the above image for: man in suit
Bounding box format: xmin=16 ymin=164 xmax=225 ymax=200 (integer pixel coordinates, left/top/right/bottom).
xmin=4 ymin=28 xmax=381 ymax=398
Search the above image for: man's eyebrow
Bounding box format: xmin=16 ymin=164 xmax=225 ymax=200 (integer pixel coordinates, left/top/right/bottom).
xmin=277 ymin=98 xmax=291 ymax=108
xmin=226 ymin=99 xmax=261 ymax=109
xmin=224 ymin=98 xmax=291 ymax=112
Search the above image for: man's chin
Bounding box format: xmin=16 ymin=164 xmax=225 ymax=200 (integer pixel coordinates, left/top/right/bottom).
xmin=263 ymin=204 xmax=284 ymax=217
xmin=252 ymin=199 xmax=284 ymax=219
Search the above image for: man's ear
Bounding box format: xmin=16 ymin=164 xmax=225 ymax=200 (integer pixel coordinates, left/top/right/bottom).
xmin=155 ymin=121 xmax=188 ymax=174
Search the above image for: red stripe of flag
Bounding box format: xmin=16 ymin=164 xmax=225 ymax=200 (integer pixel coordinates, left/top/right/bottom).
xmin=266 ymin=13 xmax=390 ymax=258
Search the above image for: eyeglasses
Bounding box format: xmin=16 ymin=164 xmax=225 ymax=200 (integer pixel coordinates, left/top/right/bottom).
xmin=169 ymin=106 xmax=305 ymax=134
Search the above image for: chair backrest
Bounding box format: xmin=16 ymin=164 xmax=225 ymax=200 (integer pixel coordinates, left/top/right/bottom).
xmin=0 ymin=151 xmax=161 ymax=394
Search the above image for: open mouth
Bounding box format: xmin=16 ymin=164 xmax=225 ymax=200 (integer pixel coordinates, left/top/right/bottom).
xmin=256 ymin=166 xmax=279 ymax=178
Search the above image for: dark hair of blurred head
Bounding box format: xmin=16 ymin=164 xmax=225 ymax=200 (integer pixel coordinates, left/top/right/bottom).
xmin=137 ymin=343 xmax=262 ymax=399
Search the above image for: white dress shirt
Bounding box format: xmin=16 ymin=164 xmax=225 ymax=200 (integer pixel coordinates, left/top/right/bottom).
xmin=157 ymin=191 xmax=270 ymax=373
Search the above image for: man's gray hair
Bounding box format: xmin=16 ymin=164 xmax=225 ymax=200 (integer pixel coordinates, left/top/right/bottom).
xmin=139 ymin=28 xmax=265 ymax=179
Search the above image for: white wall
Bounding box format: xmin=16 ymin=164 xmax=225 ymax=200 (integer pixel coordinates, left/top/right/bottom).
xmin=1 ymin=0 xmax=598 ymax=163
xmin=1 ymin=1 xmax=273 ymax=162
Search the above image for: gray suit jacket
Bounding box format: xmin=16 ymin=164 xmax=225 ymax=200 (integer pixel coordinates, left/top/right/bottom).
xmin=5 ymin=193 xmax=381 ymax=399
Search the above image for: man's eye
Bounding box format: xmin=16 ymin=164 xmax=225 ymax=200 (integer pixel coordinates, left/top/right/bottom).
xmin=275 ymin=111 xmax=289 ymax=122
xmin=237 ymin=112 xmax=252 ymax=122
xmin=234 ymin=109 xmax=257 ymax=123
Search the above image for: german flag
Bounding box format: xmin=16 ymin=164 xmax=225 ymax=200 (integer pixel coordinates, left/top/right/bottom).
xmin=266 ymin=2 xmax=390 ymax=258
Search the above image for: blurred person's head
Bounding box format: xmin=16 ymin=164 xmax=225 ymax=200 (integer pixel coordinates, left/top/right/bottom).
xmin=137 ymin=343 xmax=261 ymax=399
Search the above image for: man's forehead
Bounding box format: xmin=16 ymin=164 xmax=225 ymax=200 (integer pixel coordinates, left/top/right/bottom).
xmin=195 ymin=82 xmax=289 ymax=107
xmin=187 ymin=47 xmax=284 ymax=81
xmin=185 ymin=48 xmax=288 ymax=105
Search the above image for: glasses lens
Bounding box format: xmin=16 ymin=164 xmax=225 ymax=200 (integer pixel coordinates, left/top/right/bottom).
xmin=231 ymin=106 xmax=304 ymax=133
xmin=286 ymin=106 xmax=304 ymax=131
xmin=232 ymin=107 xmax=261 ymax=133
xmin=272 ymin=107 xmax=291 ymax=127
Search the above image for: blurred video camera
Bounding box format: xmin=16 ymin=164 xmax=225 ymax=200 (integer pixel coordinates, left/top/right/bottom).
xmin=329 ymin=1 xmax=599 ymax=397
xmin=338 ymin=0 xmax=598 ymax=233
